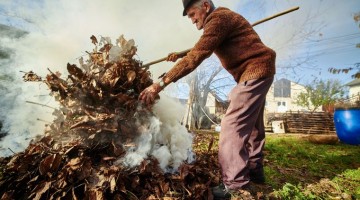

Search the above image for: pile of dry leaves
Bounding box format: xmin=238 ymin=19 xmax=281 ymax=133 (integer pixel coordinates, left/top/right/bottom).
xmin=0 ymin=35 xmax=220 ymax=200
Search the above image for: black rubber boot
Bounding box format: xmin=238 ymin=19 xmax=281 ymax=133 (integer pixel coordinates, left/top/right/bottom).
xmin=211 ymin=183 xmax=232 ymax=199
xmin=250 ymin=168 xmax=265 ymax=184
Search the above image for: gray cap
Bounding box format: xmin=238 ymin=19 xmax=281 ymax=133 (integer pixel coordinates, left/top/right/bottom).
xmin=182 ymin=0 xmax=195 ymax=16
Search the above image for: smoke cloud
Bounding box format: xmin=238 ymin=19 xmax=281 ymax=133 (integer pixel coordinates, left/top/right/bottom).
xmin=1 ymin=1 xmax=230 ymax=165
xmin=118 ymin=95 xmax=195 ymax=172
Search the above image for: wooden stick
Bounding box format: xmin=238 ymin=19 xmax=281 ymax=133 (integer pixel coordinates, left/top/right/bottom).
xmin=37 ymin=118 xmax=52 ymax=123
xmin=251 ymin=6 xmax=299 ymax=26
xmin=25 ymin=100 xmax=56 ymax=109
xmin=142 ymin=6 xmax=300 ymax=69
xmin=8 ymin=148 xmax=15 ymax=154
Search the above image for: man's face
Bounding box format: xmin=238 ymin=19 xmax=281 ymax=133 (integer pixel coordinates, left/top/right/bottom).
xmin=186 ymin=3 xmax=209 ymax=30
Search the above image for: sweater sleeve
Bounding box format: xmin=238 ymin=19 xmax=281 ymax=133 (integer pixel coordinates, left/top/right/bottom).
xmin=164 ymin=12 xmax=232 ymax=83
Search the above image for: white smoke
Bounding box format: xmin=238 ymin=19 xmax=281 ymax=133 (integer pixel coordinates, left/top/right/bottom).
xmin=0 ymin=0 xmax=236 ymax=157
xmin=0 ymin=33 xmax=58 ymax=156
xmin=118 ymin=95 xmax=195 ymax=172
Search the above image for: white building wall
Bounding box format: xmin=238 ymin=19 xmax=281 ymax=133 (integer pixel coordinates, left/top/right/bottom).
xmin=265 ymin=81 xmax=320 ymax=113
xmin=205 ymin=93 xmax=216 ymax=115
xmin=349 ymin=85 xmax=360 ymax=101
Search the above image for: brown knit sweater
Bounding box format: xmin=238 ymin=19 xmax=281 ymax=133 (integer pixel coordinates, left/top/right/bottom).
xmin=164 ymin=7 xmax=276 ymax=83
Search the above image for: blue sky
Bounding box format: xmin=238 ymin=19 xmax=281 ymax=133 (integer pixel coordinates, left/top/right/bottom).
xmin=233 ymin=0 xmax=360 ymax=85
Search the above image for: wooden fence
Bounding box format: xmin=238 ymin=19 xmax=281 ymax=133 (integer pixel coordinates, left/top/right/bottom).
xmin=267 ymin=111 xmax=336 ymax=134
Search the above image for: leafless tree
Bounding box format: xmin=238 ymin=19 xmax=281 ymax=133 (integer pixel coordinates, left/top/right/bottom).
xmin=171 ymin=57 xmax=235 ymax=130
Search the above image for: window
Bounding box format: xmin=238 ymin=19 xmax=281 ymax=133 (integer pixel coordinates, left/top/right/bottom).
xmin=274 ymin=79 xmax=291 ymax=98
xmin=278 ymin=102 xmax=286 ymax=106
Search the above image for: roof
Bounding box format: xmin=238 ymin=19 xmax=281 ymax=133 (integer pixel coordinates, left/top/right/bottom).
xmin=345 ymin=79 xmax=360 ymax=87
xmin=209 ymin=90 xmax=228 ymax=103
xmin=275 ymin=78 xmax=304 ymax=87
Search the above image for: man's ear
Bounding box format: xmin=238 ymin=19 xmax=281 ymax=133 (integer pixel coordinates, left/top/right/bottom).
xmin=204 ymin=2 xmax=211 ymax=13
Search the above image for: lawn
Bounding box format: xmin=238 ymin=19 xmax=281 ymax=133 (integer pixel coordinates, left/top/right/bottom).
xmin=193 ymin=131 xmax=360 ymax=199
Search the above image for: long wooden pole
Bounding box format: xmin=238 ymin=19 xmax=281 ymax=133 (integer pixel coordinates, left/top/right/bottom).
xmin=142 ymin=6 xmax=299 ymax=69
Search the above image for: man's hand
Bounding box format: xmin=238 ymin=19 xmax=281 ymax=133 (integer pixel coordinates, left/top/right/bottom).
xmin=166 ymin=52 xmax=179 ymax=62
xmin=139 ymin=83 xmax=162 ymax=105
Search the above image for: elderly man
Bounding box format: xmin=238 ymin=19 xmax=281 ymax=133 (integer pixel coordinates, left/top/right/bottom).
xmin=139 ymin=0 xmax=276 ymax=198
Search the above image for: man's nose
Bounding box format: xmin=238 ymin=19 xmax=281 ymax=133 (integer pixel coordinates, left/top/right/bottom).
xmin=191 ymin=18 xmax=197 ymax=24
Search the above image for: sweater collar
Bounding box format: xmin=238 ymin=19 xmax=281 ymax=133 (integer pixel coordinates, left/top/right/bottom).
xmin=204 ymin=7 xmax=230 ymax=26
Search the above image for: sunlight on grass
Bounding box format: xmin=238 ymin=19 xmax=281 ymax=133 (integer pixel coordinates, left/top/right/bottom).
xmin=265 ymin=134 xmax=360 ymax=198
xmin=192 ymin=131 xmax=359 ymax=198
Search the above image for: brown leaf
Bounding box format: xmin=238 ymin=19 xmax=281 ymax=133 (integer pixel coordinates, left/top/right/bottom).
xmin=102 ymin=157 xmax=116 ymax=161
xmin=140 ymin=71 xmax=151 ymax=84
xmin=28 ymin=175 xmax=39 ymax=185
xmin=87 ymin=189 xmax=104 ymax=200
xmin=139 ymin=159 xmax=149 ymax=173
xmin=109 ymin=77 xmax=121 ymax=88
xmin=117 ymin=35 xmax=127 ymax=48
xmin=127 ymin=70 xmax=136 ymax=83
xmin=67 ymin=63 xmax=85 ymax=80
xmin=99 ymin=44 xmax=112 ymax=53
xmin=160 ymin=182 xmax=169 ymax=194
xmin=117 ymin=179 xmax=127 ymax=193
xmin=67 ymin=157 xmax=82 ymax=170
xmin=77 ymin=159 xmax=92 ymax=181
xmin=26 ymin=143 xmax=44 ymax=155
xmin=111 ymin=141 xmax=124 ymax=157
xmin=22 ymin=71 xmax=42 ymax=82
xmin=6 ymin=154 xmax=21 ymax=171
xmin=179 ymin=164 xmax=191 ymax=180
xmin=39 ymin=154 xmax=62 ymax=176
xmin=70 ymin=116 xmax=93 ymax=130
xmin=110 ymin=176 xmax=116 ymax=193
xmin=131 ymin=176 xmax=140 ymax=189
xmin=90 ymin=35 xmax=98 ymax=45
xmin=154 ymin=185 xmax=161 ymax=198
xmin=1 ymin=191 xmax=14 ymax=199
xmin=72 ymin=187 xmax=78 ymax=200
xmin=52 ymin=154 xmax=62 ymax=170
xmin=57 ymin=179 xmax=68 ymax=189
xmin=39 ymin=136 xmax=54 ymax=146
xmin=64 ymin=144 xmax=82 ymax=156
xmin=31 ymin=181 xmax=51 ymax=200
xmin=90 ymin=52 xmax=104 ymax=65
xmin=111 ymin=93 xmax=131 ymax=104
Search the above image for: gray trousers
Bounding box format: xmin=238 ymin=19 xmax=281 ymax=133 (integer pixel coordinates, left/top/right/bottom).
xmin=219 ymin=76 xmax=273 ymax=189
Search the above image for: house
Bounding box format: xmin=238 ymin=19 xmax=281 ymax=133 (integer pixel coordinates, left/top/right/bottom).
xmin=205 ymin=91 xmax=229 ymax=118
xmin=265 ymin=78 xmax=320 ymax=113
xmin=195 ymin=79 xmax=315 ymax=117
xmin=180 ymin=91 xmax=229 ymax=129
xmin=345 ymin=79 xmax=360 ymax=102
xmin=180 ymin=78 xmax=329 ymax=130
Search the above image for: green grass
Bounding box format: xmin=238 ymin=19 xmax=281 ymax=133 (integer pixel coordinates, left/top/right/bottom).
xmin=264 ymin=134 xmax=360 ymax=199
xmin=332 ymin=169 xmax=360 ymax=199
xmin=271 ymin=169 xmax=360 ymax=199
xmin=195 ymin=131 xmax=360 ymax=199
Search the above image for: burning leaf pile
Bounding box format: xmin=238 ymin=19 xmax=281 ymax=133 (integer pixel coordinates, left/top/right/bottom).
xmin=0 ymin=35 xmax=221 ymax=199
